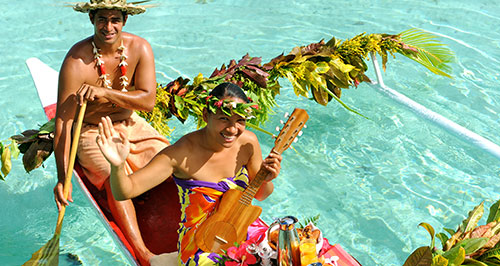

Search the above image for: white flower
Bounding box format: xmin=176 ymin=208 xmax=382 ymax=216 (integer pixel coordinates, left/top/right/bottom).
xmin=121 ymin=80 xmax=129 ymax=88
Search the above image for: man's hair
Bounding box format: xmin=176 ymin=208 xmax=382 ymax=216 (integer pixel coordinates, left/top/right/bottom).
xmin=89 ymin=9 xmax=127 ymax=20
xmin=209 ymin=83 xmax=249 ymax=103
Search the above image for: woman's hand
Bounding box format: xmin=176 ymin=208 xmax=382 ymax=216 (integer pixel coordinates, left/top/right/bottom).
xmin=263 ymin=150 xmax=282 ymax=182
xmin=96 ymin=116 xmax=130 ymax=166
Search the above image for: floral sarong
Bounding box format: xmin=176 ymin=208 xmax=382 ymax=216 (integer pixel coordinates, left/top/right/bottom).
xmin=174 ymin=166 xmax=266 ymax=266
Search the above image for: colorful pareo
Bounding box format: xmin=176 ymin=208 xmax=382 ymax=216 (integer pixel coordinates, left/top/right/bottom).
xmin=174 ymin=166 xmax=253 ymax=266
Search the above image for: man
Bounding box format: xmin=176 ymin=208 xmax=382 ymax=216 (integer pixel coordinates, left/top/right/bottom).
xmin=53 ymin=1 xmax=168 ymax=265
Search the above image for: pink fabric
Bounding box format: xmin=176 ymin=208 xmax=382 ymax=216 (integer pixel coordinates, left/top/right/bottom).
xmin=76 ymin=112 xmax=169 ymax=190
xmin=319 ymin=237 xmax=333 ymax=257
xmin=247 ymin=218 xmax=269 ymax=243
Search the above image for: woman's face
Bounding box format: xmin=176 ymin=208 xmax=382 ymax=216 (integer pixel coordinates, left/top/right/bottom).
xmin=205 ymin=97 xmax=247 ymax=148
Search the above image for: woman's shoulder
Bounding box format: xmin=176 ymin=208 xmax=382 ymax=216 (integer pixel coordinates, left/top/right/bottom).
xmin=241 ymin=129 xmax=259 ymax=143
xmin=168 ymin=131 xmax=200 ymax=151
xmin=237 ymin=129 xmax=260 ymax=151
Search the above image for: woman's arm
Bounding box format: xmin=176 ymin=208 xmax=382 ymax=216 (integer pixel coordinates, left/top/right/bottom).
xmin=245 ymin=131 xmax=282 ymax=201
xmin=97 ymin=116 xmax=175 ymax=200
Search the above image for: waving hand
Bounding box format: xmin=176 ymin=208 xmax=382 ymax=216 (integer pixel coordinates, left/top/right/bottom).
xmin=96 ymin=116 xmax=130 ymax=167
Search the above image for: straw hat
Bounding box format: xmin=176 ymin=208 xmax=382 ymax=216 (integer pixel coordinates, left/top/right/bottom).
xmin=73 ymin=0 xmax=154 ymax=15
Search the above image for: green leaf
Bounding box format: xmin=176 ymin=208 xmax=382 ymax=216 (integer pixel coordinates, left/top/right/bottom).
xmin=1 ymin=146 xmax=12 ymax=177
xmin=443 ymin=246 xmax=465 ymax=266
xmin=491 ymin=223 xmax=500 ymax=235
xmin=437 ymin=232 xmax=450 ymax=249
xmin=478 ymin=246 xmax=500 ymax=262
xmin=311 ymin=85 xmax=329 ymax=106
xmin=462 ymin=258 xmax=488 ymax=266
xmin=330 ymin=57 xmax=355 ymax=73
xmin=0 ymin=143 xmax=4 ymax=179
xmin=314 ymin=61 xmax=330 ymax=74
xmin=193 ymin=73 xmax=204 ymax=87
xmin=285 ymin=71 xmax=308 ymax=97
xmin=298 ymin=214 xmax=321 ymax=228
xmin=38 ymin=118 xmax=55 ymax=134
xmin=245 ymin=122 xmax=274 ymax=137
xmin=419 ymin=222 xmax=436 ymax=249
xmin=403 ymin=246 xmax=432 ymax=266
xmin=444 ymin=228 xmax=457 ymax=236
xmin=487 ymin=200 xmax=500 ymax=223
xmin=9 ymin=140 xmax=20 ymax=159
xmin=461 ymin=202 xmax=485 ymax=234
xmin=432 ymin=254 xmax=449 ymax=266
xmin=323 ymin=88 xmax=369 ymax=119
xmin=399 ymin=28 xmax=455 ymax=78
xmin=454 ymin=237 xmax=489 ymax=255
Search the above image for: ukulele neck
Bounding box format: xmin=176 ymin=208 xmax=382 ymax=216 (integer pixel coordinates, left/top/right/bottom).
xmin=238 ymin=150 xmax=280 ymax=206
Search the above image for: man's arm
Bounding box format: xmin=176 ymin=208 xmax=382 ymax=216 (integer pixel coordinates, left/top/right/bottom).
xmin=53 ymin=54 xmax=84 ymax=210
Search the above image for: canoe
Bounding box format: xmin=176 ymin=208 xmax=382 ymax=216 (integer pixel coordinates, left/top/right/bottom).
xmin=26 ymin=57 xmax=181 ymax=265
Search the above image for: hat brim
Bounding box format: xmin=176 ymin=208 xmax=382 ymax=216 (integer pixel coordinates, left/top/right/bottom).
xmin=73 ymin=3 xmax=147 ymax=15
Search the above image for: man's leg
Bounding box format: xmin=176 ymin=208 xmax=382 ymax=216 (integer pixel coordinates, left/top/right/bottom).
xmin=104 ymin=180 xmax=153 ymax=266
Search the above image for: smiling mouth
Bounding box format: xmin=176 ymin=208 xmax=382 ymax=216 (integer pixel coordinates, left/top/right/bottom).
xmin=221 ymin=133 xmax=236 ymax=142
xmin=103 ymin=32 xmax=116 ymax=39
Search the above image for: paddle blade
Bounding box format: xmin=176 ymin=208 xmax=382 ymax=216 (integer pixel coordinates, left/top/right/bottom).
xmin=23 ymin=233 xmax=60 ymax=266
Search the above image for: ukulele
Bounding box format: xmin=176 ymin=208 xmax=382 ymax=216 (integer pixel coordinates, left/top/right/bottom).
xmin=195 ymin=108 xmax=309 ymax=253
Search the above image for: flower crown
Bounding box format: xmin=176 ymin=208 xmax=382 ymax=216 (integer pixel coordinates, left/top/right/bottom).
xmin=203 ymin=92 xmax=259 ymax=119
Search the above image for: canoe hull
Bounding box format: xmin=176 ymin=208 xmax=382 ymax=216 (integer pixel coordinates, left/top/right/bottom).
xmin=26 ymin=57 xmax=181 ymax=264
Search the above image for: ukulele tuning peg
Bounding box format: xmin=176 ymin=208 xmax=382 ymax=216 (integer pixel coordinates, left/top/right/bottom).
xmin=275 ymin=126 xmax=280 ymax=132
xmin=303 ymin=125 xmax=307 ymax=129
xmin=298 ymin=131 xmax=303 ymax=137
xmin=284 ymin=112 xmax=289 ymax=118
xmin=293 ymin=138 xmax=298 ymax=143
xmin=280 ymin=120 xmax=284 ymax=124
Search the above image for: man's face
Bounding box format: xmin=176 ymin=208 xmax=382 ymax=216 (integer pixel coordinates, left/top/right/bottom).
xmin=91 ymin=9 xmax=127 ymax=44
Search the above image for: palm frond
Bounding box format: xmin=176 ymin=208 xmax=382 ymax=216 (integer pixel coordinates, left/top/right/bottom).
xmin=399 ymin=28 xmax=455 ymax=78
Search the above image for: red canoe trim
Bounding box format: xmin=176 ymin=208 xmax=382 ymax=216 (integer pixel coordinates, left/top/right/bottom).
xmin=44 ymin=103 xmax=57 ymax=120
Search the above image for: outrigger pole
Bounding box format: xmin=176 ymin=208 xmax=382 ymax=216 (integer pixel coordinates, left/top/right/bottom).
xmin=368 ymin=53 xmax=500 ymax=161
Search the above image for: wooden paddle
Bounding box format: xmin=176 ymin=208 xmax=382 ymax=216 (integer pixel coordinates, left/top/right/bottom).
xmin=23 ymin=101 xmax=87 ymax=266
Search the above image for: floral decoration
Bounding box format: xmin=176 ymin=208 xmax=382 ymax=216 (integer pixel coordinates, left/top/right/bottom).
xmin=1 ymin=28 xmax=453 ymax=179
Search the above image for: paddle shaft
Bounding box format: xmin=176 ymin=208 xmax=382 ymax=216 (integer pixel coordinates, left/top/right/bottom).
xmin=55 ymin=101 xmax=87 ymax=235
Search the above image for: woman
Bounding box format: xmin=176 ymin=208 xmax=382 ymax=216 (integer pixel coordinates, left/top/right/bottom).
xmin=97 ymin=82 xmax=282 ymax=265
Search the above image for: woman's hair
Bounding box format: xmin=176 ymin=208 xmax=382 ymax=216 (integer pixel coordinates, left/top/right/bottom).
xmin=209 ymin=82 xmax=249 ymax=103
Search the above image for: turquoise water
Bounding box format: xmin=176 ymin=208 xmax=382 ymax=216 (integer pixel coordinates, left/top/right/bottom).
xmin=1 ymin=0 xmax=500 ymax=265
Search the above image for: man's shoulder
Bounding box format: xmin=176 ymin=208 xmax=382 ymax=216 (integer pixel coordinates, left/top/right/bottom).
xmin=123 ymin=32 xmax=150 ymax=47
xmin=64 ymin=37 xmax=93 ymax=64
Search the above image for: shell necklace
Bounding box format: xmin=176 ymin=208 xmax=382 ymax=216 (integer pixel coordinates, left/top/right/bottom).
xmin=92 ymin=40 xmax=129 ymax=91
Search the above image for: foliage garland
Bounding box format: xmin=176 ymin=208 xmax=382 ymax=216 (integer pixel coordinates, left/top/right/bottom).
xmin=1 ymin=28 xmax=453 ymax=179
xmin=138 ymin=28 xmax=454 ymax=136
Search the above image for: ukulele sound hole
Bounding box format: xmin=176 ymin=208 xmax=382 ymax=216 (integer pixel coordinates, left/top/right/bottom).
xmin=203 ymin=221 xmax=238 ymax=253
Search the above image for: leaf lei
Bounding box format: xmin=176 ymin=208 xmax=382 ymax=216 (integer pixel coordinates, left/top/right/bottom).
xmin=202 ymin=90 xmax=259 ymax=119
